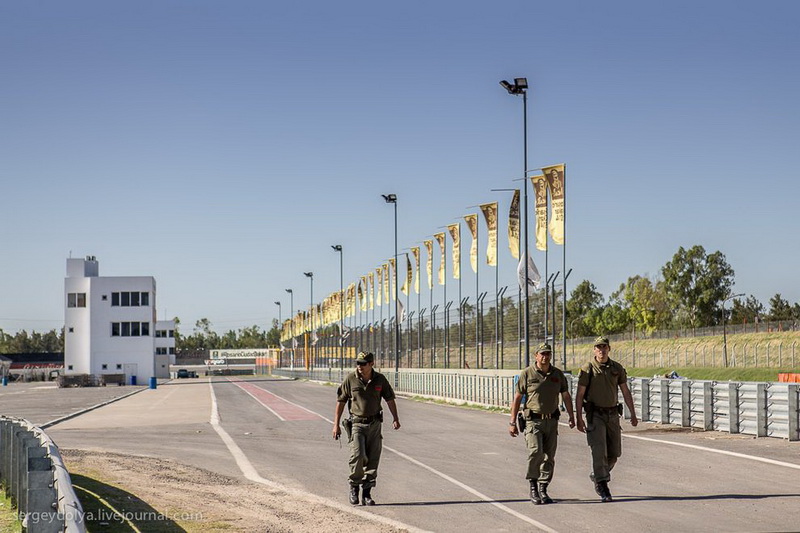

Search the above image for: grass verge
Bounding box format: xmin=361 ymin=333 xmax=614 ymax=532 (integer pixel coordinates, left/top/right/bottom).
xmin=0 ymin=488 xmax=21 ymax=533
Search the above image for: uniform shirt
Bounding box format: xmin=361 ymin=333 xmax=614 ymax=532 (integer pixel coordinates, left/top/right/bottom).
xmin=577 ymin=358 xmax=627 ymax=408
xmin=337 ymin=370 xmax=396 ymax=417
xmin=516 ymin=364 xmax=568 ymax=415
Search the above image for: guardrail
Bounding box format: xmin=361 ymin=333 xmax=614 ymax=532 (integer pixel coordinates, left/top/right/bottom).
xmin=273 ymin=368 xmax=800 ymax=441
xmin=0 ymin=417 xmax=86 ymax=532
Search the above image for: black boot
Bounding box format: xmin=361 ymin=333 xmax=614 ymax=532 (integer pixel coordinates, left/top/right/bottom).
xmin=529 ymin=480 xmax=542 ymax=505
xmin=538 ymin=482 xmax=554 ymax=504
xmin=349 ymin=484 xmax=360 ymax=505
xmin=362 ymin=486 xmax=375 ymax=506
xmin=598 ymin=481 xmax=613 ymax=503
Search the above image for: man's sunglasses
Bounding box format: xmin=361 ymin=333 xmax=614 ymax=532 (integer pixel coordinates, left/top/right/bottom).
xmin=356 ymin=362 xmax=367 ymax=366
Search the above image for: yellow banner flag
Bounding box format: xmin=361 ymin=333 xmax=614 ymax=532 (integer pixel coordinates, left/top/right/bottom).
xmin=401 ymin=254 xmax=411 ymax=295
xmin=411 ymin=247 xmax=420 ymax=294
xmin=359 ymin=276 xmax=367 ymax=309
xmin=349 ymin=283 xmax=358 ymax=317
xmin=376 ymin=267 xmax=383 ymax=306
xmin=383 ymin=263 xmax=390 ymax=303
xmin=389 ymin=258 xmax=396 ymax=301
xmin=543 ymin=164 xmax=565 ymax=245
xmin=508 ymin=189 xmax=520 ymax=259
xmin=447 ymin=223 xmax=460 ymax=280
xmin=480 ymin=202 xmax=498 ymax=266
xmin=424 ymin=240 xmax=433 ymax=290
xmin=368 ymin=271 xmax=374 ymax=310
xmin=434 ymin=233 xmax=446 ymax=285
xmin=530 ymin=174 xmax=548 ymax=251
xmin=464 ymin=214 xmax=478 ymax=273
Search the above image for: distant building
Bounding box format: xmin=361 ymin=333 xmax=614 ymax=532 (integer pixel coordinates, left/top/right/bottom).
xmin=154 ymin=319 xmax=176 ymax=378
xmin=64 ymin=256 xmax=157 ymax=384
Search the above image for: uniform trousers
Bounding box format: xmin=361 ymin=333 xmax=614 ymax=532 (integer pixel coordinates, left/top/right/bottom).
xmin=586 ymin=410 xmax=621 ymax=482
xmin=349 ymin=420 xmax=383 ymax=488
xmin=524 ymin=417 xmax=559 ymax=482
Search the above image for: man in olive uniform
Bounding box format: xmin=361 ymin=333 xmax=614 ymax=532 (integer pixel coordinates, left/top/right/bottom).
xmin=575 ymin=336 xmax=638 ymax=502
xmin=509 ymin=343 xmax=575 ymax=504
xmin=332 ymin=351 xmax=400 ymax=506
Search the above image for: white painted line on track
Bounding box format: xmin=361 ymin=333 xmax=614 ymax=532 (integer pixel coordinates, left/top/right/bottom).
xmin=624 ymin=433 xmax=800 ymax=471
xmin=208 ymin=379 xmax=429 ymax=533
xmin=225 ymin=378 xmax=287 ymax=421
xmin=260 ymin=384 xmax=559 ymax=533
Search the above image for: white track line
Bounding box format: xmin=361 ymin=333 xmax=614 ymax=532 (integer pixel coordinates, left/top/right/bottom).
xmin=624 ymin=433 xmax=800 ymax=470
xmin=208 ymin=380 xmax=428 ymax=533
xmin=253 ymin=383 xmax=559 ymax=533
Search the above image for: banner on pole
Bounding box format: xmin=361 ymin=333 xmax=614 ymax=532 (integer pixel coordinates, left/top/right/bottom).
xmin=447 ymin=223 xmax=460 ymax=280
xmin=508 ymin=189 xmax=520 ymax=259
xmin=517 ymin=253 xmax=542 ymax=291
xmin=530 ymin=174 xmax=548 ymax=251
xmin=480 ymin=202 xmax=498 ymax=266
xmin=464 ymin=214 xmax=478 ymax=273
xmin=434 ymin=232 xmax=446 ymax=285
xmin=411 ymin=246 xmax=420 ymax=295
xmin=542 ymin=163 xmax=565 ymax=245
xmin=424 ymin=240 xmax=433 ymax=290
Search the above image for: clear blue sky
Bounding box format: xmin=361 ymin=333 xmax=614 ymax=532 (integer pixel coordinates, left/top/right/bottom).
xmin=2 ymin=1 xmax=798 ymax=335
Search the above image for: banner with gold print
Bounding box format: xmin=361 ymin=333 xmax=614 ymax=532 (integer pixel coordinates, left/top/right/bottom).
xmin=383 ymin=263 xmax=390 ymax=304
xmin=424 ymin=240 xmax=433 ymax=290
xmin=508 ymin=189 xmax=520 ymax=259
xmin=389 ymin=258 xmax=396 ymax=301
xmin=411 ymin=246 xmax=420 ymax=294
xmin=376 ymin=267 xmax=383 ymax=306
xmin=368 ymin=271 xmax=374 ymax=310
xmin=480 ymin=202 xmax=498 ymax=266
xmin=434 ymin=233 xmax=446 ymax=285
xmin=530 ymin=174 xmax=548 ymax=251
xmin=464 ymin=214 xmax=478 ymax=273
xmin=401 ymin=254 xmax=412 ymax=295
xmin=447 ymin=223 xmax=461 ymax=280
xmin=542 ymin=163 xmax=565 ymax=245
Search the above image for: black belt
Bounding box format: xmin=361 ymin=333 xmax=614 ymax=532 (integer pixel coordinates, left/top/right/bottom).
xmin=527 ymin=410 xmax=560 ymax=420
xmin=593 ymin=405 xmax=620 ymax=413
xmin=352 ymin=415 xmax=378 ymax=424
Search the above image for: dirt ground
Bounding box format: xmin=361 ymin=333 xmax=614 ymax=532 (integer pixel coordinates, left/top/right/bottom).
xmin=61 ymin=449 xmax=407 ymax=533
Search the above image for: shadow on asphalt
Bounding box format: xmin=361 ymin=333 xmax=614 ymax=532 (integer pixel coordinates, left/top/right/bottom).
xmin=377 ymin=492 xmax=800 ymax=506
xmin=70 ymin=473 xmax=187 ymax=532
xmin=161 ymin=377 xmax=288 ymax=386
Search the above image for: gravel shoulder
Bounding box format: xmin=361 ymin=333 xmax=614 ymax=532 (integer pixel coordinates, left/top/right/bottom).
xmin=61 ymin=449 xmax=406 ymax=533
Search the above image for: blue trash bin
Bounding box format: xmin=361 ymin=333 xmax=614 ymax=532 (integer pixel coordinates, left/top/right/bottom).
xmin=131 ymin=375 xmax=137 ymax=386
xmin=149 ymin=376 xmax=157 ymax=389
xmin=2 ymin=376 xmax=7 ymax=386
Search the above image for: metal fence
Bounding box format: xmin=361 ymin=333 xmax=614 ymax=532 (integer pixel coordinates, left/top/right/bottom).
xmin=0 ymin=417 xmax=85 ymax=532
xmin=274 ymin=368 xmax=800 ymax=441
xmin=280 ymin=289 xmax=800 ymax=371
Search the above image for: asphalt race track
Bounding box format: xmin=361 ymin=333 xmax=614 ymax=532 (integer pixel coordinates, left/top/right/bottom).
xmin=24 ymin=377 xmax=800 ymax=532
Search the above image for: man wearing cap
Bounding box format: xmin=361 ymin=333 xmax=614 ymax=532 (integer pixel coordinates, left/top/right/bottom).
xmin=575 ymin=336 xmax=638 ymax=502
xmin=508 ymin=343 xmax=575 ymax=505
xmin=332 ymin=351 xmax=400 ymax=506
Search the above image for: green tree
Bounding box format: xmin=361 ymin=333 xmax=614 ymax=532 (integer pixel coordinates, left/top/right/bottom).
xmin=660 ymin=245 xmax=734 ymax=329
xmin=614 ymin=275 xmax=671 ymax=334
xmin=566 ymin=280 xmax=604 ymax=337
xmin=767 ymin=294 xmax=793 ymax=321
xmin=729 ymin=295 xmax=763 ymax=324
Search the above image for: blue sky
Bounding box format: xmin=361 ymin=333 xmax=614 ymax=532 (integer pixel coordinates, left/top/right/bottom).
xmin=2 ymin=1 xmax=798 ymax=334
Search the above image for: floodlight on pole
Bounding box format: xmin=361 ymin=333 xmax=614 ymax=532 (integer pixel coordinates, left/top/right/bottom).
xmin=500 ymin=76 xmax=531 ymax=367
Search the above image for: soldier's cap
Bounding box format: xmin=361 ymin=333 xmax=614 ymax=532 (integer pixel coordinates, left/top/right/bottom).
xmin=355 ymin=351 xmax=375 ymax=364
xmin=593 ymin=336 xmax=610 ymax=347
xmin=535 ymin=343 xmax=553 ymax=354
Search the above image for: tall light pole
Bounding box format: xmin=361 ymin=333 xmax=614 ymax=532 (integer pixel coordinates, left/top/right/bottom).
xmin=722 ymin=293 xmax=744 ymax=367
xmin=382 ymin=194 xmax=400 ymax=385
xmin=285 ymin=288 xmax=294 ymax=369
xmin=304 ymin=272 xmax=314 ymax=369
xmin=500 ymin=77 xmax=530 ymax=367
xmin=332 ymin=245 xmax=343 ymax=371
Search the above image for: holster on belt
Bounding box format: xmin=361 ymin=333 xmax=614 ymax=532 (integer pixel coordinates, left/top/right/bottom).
xmin=341 ymin=418 xmax=353 ymax=442
xmin=583 ymin=402 xmax=595 ymax=425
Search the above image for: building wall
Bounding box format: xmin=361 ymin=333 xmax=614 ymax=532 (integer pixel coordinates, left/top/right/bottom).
xmin=64 ymin=258 xmax=157 ymax=381
xmin=155 ymin=320 xmax=176 ymax=366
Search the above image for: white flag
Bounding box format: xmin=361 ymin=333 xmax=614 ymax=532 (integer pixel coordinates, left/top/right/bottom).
xmin=311 ymin=330 xmax=319 ymax=346
xmin=517 ymin=253 xmax=542 ymax=290
xmin=397 ymin=299 xmax=406 ymax=323
xmin=292 ymin=337 xmax=299 ymax=349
